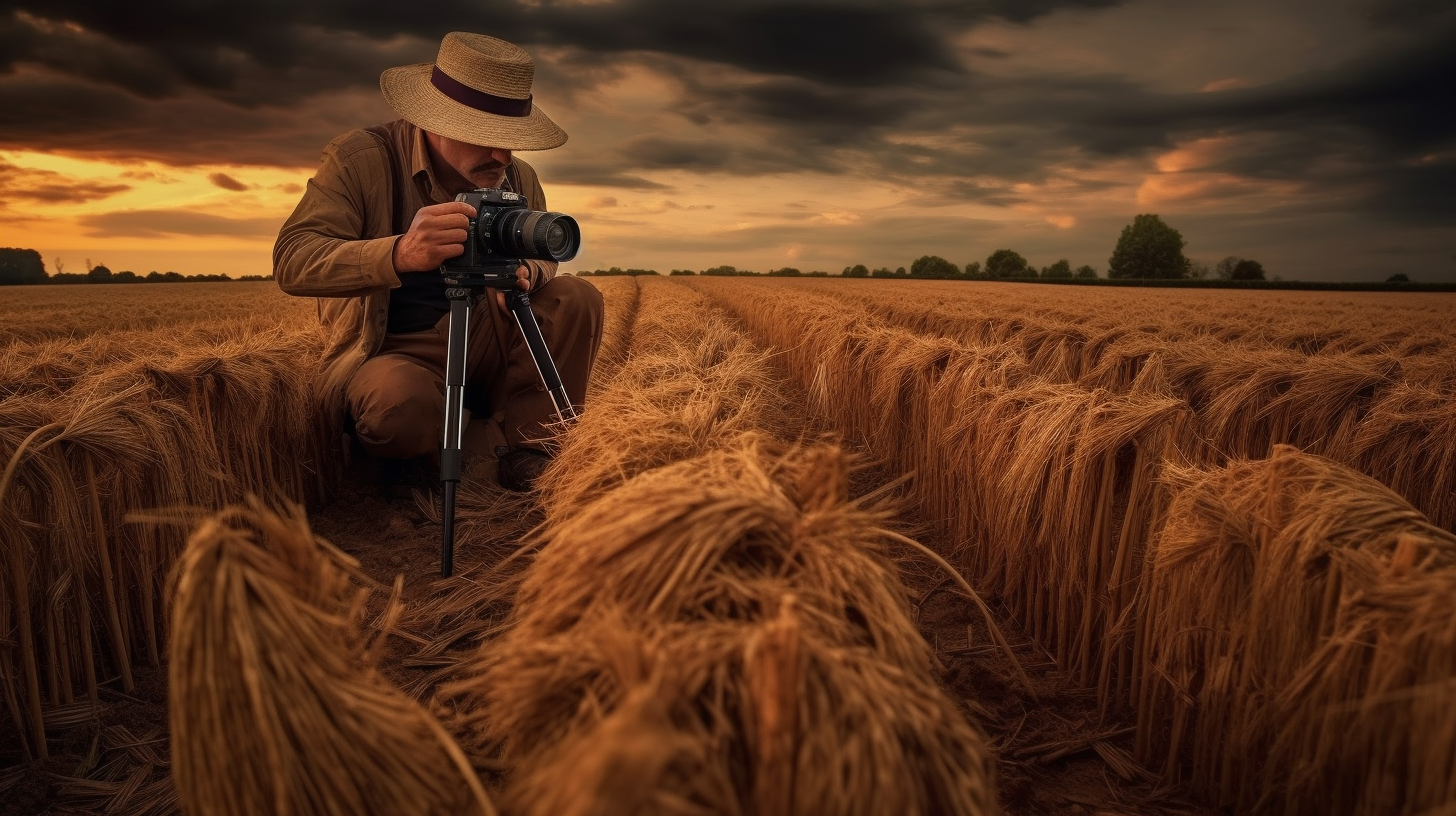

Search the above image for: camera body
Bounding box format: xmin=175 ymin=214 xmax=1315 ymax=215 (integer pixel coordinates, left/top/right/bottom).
xmin=441 ymin=188 xmax=580 ymax=286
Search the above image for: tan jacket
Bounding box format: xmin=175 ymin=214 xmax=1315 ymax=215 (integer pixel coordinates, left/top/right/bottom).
xmin=273 ymin=118 xmax=554 ymax=416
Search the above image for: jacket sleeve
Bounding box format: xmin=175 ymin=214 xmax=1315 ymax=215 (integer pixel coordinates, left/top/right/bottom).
xmin=513 ymin=158 xmax=559 ymax=288
xmin=273 ymin=131 xmax=402 ymax=299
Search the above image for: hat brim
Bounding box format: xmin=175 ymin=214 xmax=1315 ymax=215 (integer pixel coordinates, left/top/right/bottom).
xmin=380 ymin=63 xmax=567 ymax=151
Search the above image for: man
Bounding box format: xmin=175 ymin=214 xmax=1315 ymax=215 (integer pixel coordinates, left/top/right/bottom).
xmin=275 ymin=32 xmax=603 ymax=493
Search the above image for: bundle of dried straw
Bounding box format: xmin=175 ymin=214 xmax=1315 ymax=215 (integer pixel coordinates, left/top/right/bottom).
xmin=168 ymin=498 xmax=494 ymax=816
xmin=450 ymin=436 xmax=999 ymax=816
xmin=1136 ymin=445 xmax=1456 ymax=815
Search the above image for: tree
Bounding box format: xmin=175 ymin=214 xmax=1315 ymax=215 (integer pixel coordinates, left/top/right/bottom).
xmin=1230 ymin=259 xmax=1265 ymax=281
xmin=701 ymin=265 xmax=739 ymax=276
xmin=766 ymin=267 xmax=802 ymax=276
xmin=871 ymin=267 xmax=895 ymax=278
xmin=1214 ymin=255 xmax=1241 ymax=281
xmin=1108 ymin=214 xmax=1190 ymax=279
xmin=894 ymin=266 xmax=907 ymax=277
xmin=88 ymin=262 xmax=114 ymax=282
xmin=669 ymin=269 xmax=695 ymax=276
xmin=984 ymin=249 xmax=1029 ymax=278
xmin=1042 ymin=259 xmax=1072 ymax=278
xmin=1074 ymin=264 xmax=1097 ymax=279
xmin=1387 ymin=273 xmax=1410 ymax=283
xmin=0 ymin=248 xmax=48 ymax=284
xmin=910 ymin=255 xmax=959 ymax=279
xmin=1188 ymin=259 xmax=1212 ymax=280
xmin=964 ymin=261 xmax=983 ymax=279
xmin=843 ymin=264 xmax=869 ymax=278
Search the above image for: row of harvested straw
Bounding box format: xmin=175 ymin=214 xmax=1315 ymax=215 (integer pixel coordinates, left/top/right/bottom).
xmin=809 ymin=278 xmax=1456 ymax=362
xmin=1137 ymin=445 xmax=1456 ymax=814
xmin=705 ymin=278 xmax=1456 ymax=530
xmin=166 ymin=276 xmax=1001 ymax=815
xmin=693 ymin=276 xmax=1456 ymax=815
xmin=446 ymin=276 xmax=1000 ymax=815
xmin=1 ymin=317 xmax=338 ymax=761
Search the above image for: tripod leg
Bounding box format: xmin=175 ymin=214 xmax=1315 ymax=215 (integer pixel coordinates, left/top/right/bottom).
xmin=505 ymin=289 xmax=579 ymax=423
xmin=439 ymin=290 xmax=474 ymax=577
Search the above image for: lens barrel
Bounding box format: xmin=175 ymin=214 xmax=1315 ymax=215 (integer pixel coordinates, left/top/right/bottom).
xmin=492 ymin=209 xmax=580 ymax=262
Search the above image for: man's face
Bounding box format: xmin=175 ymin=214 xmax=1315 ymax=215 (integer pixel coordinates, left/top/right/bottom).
xmin=425 ymin=132 xmax=512 ymax=193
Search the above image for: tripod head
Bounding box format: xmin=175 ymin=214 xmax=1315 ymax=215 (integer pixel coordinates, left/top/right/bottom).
xmin=442 ymin=260 xmax=522 ymax=292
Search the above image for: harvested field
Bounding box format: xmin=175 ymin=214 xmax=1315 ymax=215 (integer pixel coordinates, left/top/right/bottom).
xmin=2 ymin=278 xmax=1454 ymax=816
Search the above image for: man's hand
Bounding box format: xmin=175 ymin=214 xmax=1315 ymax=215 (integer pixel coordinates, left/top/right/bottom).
xmin=393 ymin=201 xmax=476 ymax=273
xmin=495 ymin=265 xmax=532 ymax=313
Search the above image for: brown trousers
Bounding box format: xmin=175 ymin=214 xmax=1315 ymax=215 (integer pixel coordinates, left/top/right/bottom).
xmin=345 ymin=275 xmax=603 ymax=460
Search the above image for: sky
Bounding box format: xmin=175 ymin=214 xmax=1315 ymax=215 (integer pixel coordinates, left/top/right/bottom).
xmin=1 ymin=0 xmax=1452 ymax=282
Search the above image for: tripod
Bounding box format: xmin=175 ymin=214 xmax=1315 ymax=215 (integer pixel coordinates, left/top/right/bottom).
xmin=439 ymin=262 xmax=578 ymax=577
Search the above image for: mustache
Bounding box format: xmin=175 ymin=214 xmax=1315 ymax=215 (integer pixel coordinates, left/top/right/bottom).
xmin=471 ymin=160 xmax=508 ymax=175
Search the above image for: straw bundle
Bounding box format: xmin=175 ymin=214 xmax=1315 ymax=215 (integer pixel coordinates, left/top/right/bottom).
xmin=452 ymin=435 xmax=999 ymax=816
xmin=1136 ymin=445 xmax=1456 ymax=815
xmin=169 ymin=498 xmax=494 ymax=816
xmin=533 ymin=278 xmax=793 ymax=523
xmin=1348 ymin=380 xmax=1456 ymax=531
xmin=1 ymin=315 xmax=339 ymax=757
xmin=693 ymin=278 xmax=1190 ymax=699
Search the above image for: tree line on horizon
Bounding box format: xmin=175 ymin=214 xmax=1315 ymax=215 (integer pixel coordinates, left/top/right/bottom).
xmin=579 ymin=215 xmax=1283 ymax=283
xmin=0 ymin=248 xmax=270 ymax=285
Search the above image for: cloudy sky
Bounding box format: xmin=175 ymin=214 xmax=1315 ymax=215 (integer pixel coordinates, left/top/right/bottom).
xmin=1 ymin=0 xmax=1452 ymax=281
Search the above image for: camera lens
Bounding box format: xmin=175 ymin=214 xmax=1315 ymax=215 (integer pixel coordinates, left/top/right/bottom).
xmin=494 ymin=209 xmax=580 ymax=262
xmin=546 ymin=220 xmax=571 ymax=258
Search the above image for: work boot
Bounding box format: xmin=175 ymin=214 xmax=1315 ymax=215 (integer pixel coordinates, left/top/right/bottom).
xmin=496 ymin=446 xmax=551 ymax=493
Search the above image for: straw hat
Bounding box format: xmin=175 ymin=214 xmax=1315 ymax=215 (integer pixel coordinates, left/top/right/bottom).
xmin=380 ymin=32 xmax=567 ymax=150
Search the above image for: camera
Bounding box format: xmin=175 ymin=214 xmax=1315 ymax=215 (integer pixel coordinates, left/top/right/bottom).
xmin=444 ymin=188 xmax=580 ymax=276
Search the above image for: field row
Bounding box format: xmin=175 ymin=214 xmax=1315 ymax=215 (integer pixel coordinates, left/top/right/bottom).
xmin=801 ymin=278 xmax=1456 ymax=360
xmin=693 ymin=277 xmax=1456 ymax=531
xmin=686 ymin=276 xmax=1456 ymax=814
xmin=1 ymin=306 xmax=338 ymax=761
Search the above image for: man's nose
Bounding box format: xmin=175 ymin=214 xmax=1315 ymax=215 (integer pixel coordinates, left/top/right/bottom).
xmin=488 ymin=147 xmax=512 ymax=164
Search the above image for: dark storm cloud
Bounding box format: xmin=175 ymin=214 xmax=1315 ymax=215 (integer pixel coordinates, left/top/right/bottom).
xmin=1046 ymin=19 xmax=1456 ymax=220
xmin=1 ymin=0 xmax=1451 ymax=231
xmin=0 ymin=0 xmax=1123 ymax=162
xmin=80 ymin=209 xmax=281 ymax=238
xmin=0 ymin=0 xmax=1120 ymax=105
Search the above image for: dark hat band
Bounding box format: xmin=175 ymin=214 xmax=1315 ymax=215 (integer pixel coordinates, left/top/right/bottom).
xmin=430 ymin=67 xmax=533 ymax=117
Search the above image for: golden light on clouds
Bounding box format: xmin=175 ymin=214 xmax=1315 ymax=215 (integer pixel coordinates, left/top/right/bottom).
xmin=3 ymin=149 xmax=310 ymax=275
xmin=1136 ymin=171 xmax=1304 ymax=209
xmin=1155 ymin=137 xmax=1237 ymax=173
